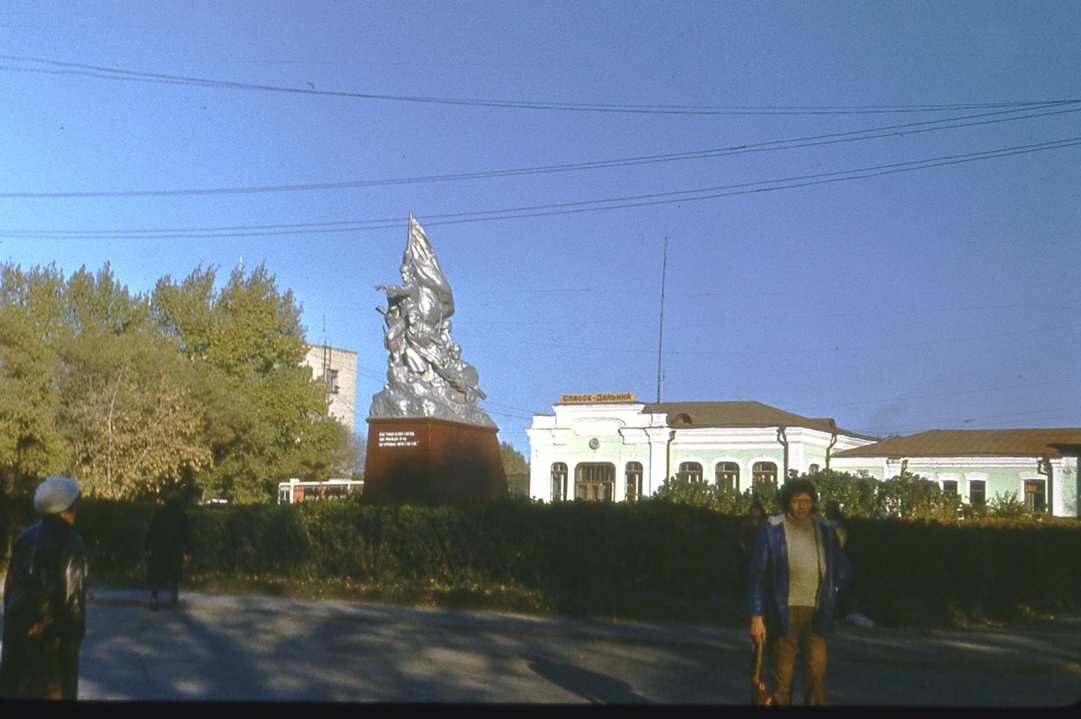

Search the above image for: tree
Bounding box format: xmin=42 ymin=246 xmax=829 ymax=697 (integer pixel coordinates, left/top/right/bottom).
xmin=655 ymin=474 xmax=753 ymax=514
xmin=499 ymin=442 xmax=529 ymax=475
xmin=56 ymin=266 xmax=212 ymax=500
xmin=0 ymin=264 xmax=69 ymax=562
xmin=803 ymin=469 xmax=879 ymax=518
xmin=152 ymin=263 xmax=347 ymax=503
xmin=876 ymin=471 xmax=961 ymax=520
xmin=499 ymin=442 xmax=530 ymax=497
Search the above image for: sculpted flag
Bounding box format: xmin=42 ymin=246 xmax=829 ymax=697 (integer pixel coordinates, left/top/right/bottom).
xmin=402 ymin=217 xmax=455 ymax=325
xmin=370 ymin=215 xmax=494 ymax=427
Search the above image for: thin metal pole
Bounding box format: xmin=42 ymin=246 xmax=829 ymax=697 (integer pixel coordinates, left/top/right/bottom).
xmin=655 ymin=236 xmax=668 ymax=403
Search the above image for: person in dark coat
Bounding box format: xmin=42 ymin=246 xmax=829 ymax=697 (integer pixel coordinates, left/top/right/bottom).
xmin=145 ymin=497 xmax=191 ymax=610
xmin=0 ymin=476 xmax=88 ymax=700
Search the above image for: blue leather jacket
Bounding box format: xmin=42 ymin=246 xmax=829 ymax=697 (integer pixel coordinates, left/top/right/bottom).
xmin=747 ymin=513 xmax=851 ymax=636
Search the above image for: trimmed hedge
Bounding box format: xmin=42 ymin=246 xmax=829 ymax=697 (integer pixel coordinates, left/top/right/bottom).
xmin=2 ymin=497 xmax=1079 ymax=627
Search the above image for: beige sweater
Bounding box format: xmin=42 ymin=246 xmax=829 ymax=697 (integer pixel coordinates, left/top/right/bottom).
xmin=784 ymin=515 xmax=824 ymax=608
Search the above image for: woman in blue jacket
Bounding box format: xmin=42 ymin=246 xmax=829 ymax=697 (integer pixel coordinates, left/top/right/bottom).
xmin=747 ymin=478 xmax=850 ymax=705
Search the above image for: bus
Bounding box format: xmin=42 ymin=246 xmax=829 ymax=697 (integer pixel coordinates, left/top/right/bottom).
xmin=277 ymin=478 xmax=364 ymax=504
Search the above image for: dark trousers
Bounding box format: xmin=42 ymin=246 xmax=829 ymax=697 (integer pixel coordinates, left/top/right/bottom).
xmin=769 ymin=605 xmax=828 ymax=705
xmin=0 ymin=635 xmax=80 ymax=699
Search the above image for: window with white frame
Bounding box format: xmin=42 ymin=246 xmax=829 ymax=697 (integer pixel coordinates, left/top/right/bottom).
xmin=575 ymin=462 xmax=615 ymax=502
xmin=678 ymin=461 xmax=704 ymax=482
xmin=753 ymin=461 xmax=778 ymax=486
xmin=551 ymin=462 xmax=568 ymax=501
xmin=715 ymin=462 xmax=739 ymax=490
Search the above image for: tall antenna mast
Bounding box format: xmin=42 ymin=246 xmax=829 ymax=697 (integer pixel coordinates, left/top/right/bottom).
xmin=655 ymin=236 xmax=668 ymax=403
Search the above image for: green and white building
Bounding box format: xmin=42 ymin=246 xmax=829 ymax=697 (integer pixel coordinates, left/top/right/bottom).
xmin=526 ymin=394 xmax=1081 ymax=517
xmin=526 ymin=394 xmax=877 ymax=502
xmin=831 ymin=429 xmax=1081 ymax=517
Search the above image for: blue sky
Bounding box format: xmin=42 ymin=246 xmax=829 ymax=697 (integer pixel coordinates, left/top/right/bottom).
xmin=1 ymin=1 xmax=1079 ymax=454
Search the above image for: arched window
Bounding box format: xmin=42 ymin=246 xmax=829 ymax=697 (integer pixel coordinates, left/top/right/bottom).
xmin=625 ymin=462 xmax=643 ymax=502
xmin=575 ymin=463 xmax=615 ymax=502
xmin=550 ymin=462 xmax=568 ymax=501
xmin=715 ymin=462 xmax=740 ymax=490
xmin=678 ymin=461 xmax=704 ymax=482
xmin=808 ymin=463 xmax=820 ymax=475
xmin=752 ymin=461 xmax=778 ymax=486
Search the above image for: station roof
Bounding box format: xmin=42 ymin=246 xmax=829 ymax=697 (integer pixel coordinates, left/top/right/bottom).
xmin=641 ymin=400 xmax=876 ymax=440
xmin=833 ymin=428 xmax=1081 ymax=459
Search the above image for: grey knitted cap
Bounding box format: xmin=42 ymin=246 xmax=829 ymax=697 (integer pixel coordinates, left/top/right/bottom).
xmin=33 ymin=476 xmax=81 ymax=514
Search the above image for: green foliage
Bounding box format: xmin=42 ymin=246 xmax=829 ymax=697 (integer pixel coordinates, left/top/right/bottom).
xmin=806 ymin=469 xmax=879 ymax=518
xmin=658 ymin=468 xmax=999 ymax=523
xmin=499 ymin=442 xmax=529 ymax=475
xmin=987 ymin=491 xmax=1030 ymax=519
xmin=0 ymin=264 xmax=72 ymax=561
xmin=152 ymin=263 xmax=340 ymax=503
xmin=655 ymin=474 xmax=766 ymax=514
xmin=0 ymin=263 xmax=70 ymax=487
xmin=0 ymin=260 xmax=350 ymax=518
xmin=56 ymin=267 xmax=211 ymax=500
xmin=875 ymin=472 xmax=963 ymax=520
xmin=499 ymin=442 xmax=530 ymax=497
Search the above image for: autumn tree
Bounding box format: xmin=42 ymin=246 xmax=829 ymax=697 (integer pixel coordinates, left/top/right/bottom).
xmin=0 ymin=259 xmax=348 ymax=512
xmin=56 ymin=266 xmax=211 ymax=500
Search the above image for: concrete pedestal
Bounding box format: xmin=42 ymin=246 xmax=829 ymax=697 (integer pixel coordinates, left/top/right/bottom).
xmin=363 ymin=417 xmax=508 ymax=504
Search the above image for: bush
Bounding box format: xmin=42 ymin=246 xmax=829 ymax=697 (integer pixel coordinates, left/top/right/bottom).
xmin=3 ymin=495 xmax=1079 ymax=629
xmin=655 ymin=474 xmax=777 ymax=514
xmin=810 ymin=470 xmax=879 ymax=518
xmin=987 ymin=491 xmax=1029 ymax=519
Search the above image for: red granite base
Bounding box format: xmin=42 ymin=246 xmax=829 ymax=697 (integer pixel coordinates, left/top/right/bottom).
xmin=363 ymin=417 xmax=508 ymax=504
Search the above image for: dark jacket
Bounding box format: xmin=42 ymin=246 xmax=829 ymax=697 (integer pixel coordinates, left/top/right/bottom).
xmin=0 ymin=515 xmax=88 ymax=699
xmin=145 ymin=501 xmax=191 ymax=586
xmin=747 ymin=513 xmax=850 ymax=637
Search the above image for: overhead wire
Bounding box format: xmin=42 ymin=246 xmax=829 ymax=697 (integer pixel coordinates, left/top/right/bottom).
xmin=2 ymin=102 xmax=1078 ymax=199
xmin=866 ymin=406 xmax=1080 ymax=435
xmin=3 ymin=54 xmax=1078 ymax=116
xmin=3 ymin=135 xmax=1078 ymax=239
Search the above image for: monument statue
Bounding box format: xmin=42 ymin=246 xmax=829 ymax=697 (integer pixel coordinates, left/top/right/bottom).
xmin=370 ymin=215 xmax=495 ymax=428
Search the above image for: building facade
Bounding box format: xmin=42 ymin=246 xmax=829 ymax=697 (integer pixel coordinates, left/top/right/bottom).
xmin=526 ymin=395 xmax=877 ymax=503
xmin=302 ymin=344 xmax=358 ymax=433
xmin=831 ymin=429 xmax=1081 ymax=517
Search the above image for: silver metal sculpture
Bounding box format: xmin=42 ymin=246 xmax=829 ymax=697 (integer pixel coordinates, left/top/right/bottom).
xmin=369 ymin=216 xmax=495 ymax=427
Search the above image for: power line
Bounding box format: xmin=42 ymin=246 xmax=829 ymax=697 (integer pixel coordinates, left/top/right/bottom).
xmin=4 ymin=54 xmax=1077 ymax=116
xmin=3 ymin=103 xmax=1079 ymax=199
xmin=465 ymin=325 xmax=1081 ymax=357
xmin=3 ymin=135 xmax=1078 ymax=239
xmin=865 ymin=407 xmax=1080 ymax=435
xmin=823 ymin=377 xmax=1080 ymax=411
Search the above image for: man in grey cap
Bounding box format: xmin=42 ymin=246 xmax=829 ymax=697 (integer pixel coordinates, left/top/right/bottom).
xmin=0 ymin=476 xmax=88 ymax=700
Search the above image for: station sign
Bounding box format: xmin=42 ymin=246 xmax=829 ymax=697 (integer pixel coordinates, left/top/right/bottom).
xmin=559 ymin=392 xmax=637 ymax=404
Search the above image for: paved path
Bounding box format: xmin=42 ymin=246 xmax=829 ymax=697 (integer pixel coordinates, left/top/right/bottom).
xmin=51 ymin=589 xmax=1081 ymax=704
